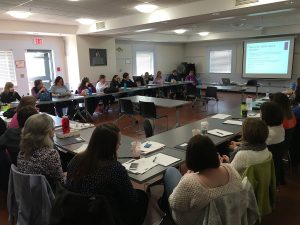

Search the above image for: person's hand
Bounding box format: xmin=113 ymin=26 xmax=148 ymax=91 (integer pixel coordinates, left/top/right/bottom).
xmin=67 ymin=91 xmax=72 ymax=96
xmin=220 ymin=155 xmax=230 ymax=163
xmin=229 ymin=141 xmax=240 ymax=151
xmin=186 ymin=170 xmax=194 ymax=174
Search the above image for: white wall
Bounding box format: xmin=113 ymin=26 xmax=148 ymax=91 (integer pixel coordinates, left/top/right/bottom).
xmin=76 ymin=36 xmax=116 ymax=82
xmin=0 ymin=34 xmax=66 ymax=95
xmin=184 ymin=37 xmax=300 ymax=88
xmin=116 ymin=40 xmax=184 ymax=78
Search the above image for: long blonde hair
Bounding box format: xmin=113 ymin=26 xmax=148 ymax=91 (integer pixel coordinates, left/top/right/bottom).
xmin=20 ymin=114 xmax=54 ymax=158
xmin=3 ymin=82 xmax=14 ymax=93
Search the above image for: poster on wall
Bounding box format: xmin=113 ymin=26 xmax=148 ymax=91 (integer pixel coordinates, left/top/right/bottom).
xmin=15 ymin=60 xmax=25 ymax=68
xmin=89 ymin=48 xmax=107 ymax=66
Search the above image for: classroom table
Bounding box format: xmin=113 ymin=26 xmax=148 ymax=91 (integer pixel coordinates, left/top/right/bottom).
xmin=54 ymin=126 xmax=185 ymax=183
xmin=120 ymin=95 xmax=190 ymax=127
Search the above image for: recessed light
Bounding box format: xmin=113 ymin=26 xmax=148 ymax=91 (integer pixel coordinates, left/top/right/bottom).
xmin=76 ymin=18 xmax=95 ymax=25
xmin=174 ymin=29 xmax=187 ymax=34
xmin=135 ymin=4 xmax=158 ymax=13
xmin=135 ymin=28 xmax=154 ymax=33
xmin=7 ymin=11 xmax=32 ymax=19
xmin=248 ymin=8 xmax=295 ymax=16
xmin=198 ymin=32 xmax=210 ymax=36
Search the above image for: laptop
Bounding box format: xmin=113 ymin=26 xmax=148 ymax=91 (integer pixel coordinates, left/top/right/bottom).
xmin=222 ymin=78 xmax=231 ymax=86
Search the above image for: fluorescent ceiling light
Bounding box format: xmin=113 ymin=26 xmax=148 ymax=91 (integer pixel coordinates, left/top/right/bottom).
xmin=7 ymin=11 xmax=32 ymax=19
xmin=174 ymin=29 xmax=187 ymax=34
xmin=198 ymin=32 xmax=210 ymax=36
xmin=76 ymin=18 xmax=95 ymax=25
xmin=135 ymin=4 xmax=158 ymax=13
xmin=248 ymin=8 xmax=295 ymax=16
xmin=210 ymin=16 xmax=235 ymax=21
xmin=135 ymin=28 xmax=154 ymax=33
xmin=68 ymin=0 xmax=80 ymax=1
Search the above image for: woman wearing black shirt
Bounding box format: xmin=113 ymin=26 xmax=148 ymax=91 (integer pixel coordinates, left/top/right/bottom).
xmin=0 ymin=82 xmax=21 ymax=103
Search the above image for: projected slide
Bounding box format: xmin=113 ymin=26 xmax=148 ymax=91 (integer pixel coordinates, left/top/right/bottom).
xmin=243 ymin=37 xmax=294 ymax=79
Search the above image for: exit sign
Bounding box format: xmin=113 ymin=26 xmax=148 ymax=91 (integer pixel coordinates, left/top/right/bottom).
xmin=34 ymin=37 xmax=43 ymax=45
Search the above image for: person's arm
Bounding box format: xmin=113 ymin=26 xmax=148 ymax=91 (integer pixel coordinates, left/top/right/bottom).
xmin=90 ymin=84 xmax=96 ymax=93
xmin=31 ymin=88 xmax=40 ymax=99
xmin=230 ymin=151 xmax=247 ymax=174
xmin=14 ymin=92 xmax=21 ymax=101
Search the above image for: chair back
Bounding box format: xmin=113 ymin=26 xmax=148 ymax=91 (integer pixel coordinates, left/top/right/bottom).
xmin=143 ymin=119 xmax=154 ymax=138
xmin=185 ymin=83 xmax=200 ymax=97
xmin=242 ymin=156 xmax=276 ymax=216
xmin=285 ymin=128 xmax=294 ymax=151
xmin=7 ymin=164 xmax=55 ymax=225
xmin=246 ymin=80 xmax=258 ymax=86
xmin=205 ymin=86 xmax=218 ymax=99
xmin=119 ymin=99 xmax=134 ymax=115
xmin=139 ymin=101 xmax=157 ymax=118
xmin=50 ymin=183 xmax=123 ymax=225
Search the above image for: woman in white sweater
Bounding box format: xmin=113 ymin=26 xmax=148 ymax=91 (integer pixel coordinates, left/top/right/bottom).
xmin=160 ymin=135 xmax=242 ymax=225
xmin=229 ymin=118 xmax=272 ymax=175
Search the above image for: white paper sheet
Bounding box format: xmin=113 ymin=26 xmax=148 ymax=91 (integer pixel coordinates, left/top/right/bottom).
xmin=211 ymin=114 xmax=231 ymax=119
xmin=208 ymin=129 xmax=233 ymax=137
xmin=223 ymin=120 xmax=243 ymax=126
xmin=140 ymin=141 xmax=165 ymax=155
xmin=148 ymin=153 xmax=180 ymax=167
xmin=73 ymin=143 xmax=88 ymax=153
xmin=247 ymin=112 xmax=261 ymax=118
xmin=123 ymin=157 xmax=158 ymax=174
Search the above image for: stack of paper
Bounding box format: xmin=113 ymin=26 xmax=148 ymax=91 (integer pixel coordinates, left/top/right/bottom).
xmin=148 ymin=153 xmax=180 ymax=167
xmin=70 ymin=122 xmax=94 ymax=130
xmin=211 ymin=114 xmax=231 ymax=119
xmin=123 ymin=158 xmax=158 ymax=174
xmin=140 ymin=141 xmax=165 ymax=155
xmin=208 ymin=129 xmax=233 ymax=137
xmin=223 ymin=120 xmax=243 ymax=126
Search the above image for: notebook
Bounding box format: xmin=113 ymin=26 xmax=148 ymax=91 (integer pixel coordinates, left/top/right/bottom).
xmin=148 ymin=153 xmax=180 ymax=167
xmin=223 ymin=120 xmax=243 ymax=126
xmin=140 ymin=141 xmax=165 ymax=155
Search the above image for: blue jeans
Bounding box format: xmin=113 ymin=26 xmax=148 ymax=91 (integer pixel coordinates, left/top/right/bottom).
xmin=160 ymin=167 xmax=182 ymax=214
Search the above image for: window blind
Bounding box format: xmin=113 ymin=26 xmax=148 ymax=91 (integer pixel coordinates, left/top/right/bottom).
xmin=0 ymin=50 xmax=17 ymax=88
xmin=209 ymin=50 xmax=232 ymax=74
xmin=136 ymin=51 xmax=154 ymax=76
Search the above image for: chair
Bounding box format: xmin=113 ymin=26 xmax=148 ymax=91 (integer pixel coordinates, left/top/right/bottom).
xmin=242 ymin=156 xmax=276 ymax=216
xmin=139 ymin=101 xmax=168 ymax=131
xmin=185 ymin=83 xmax=205 ymax=108
xmin=115 ymin=99 xmax=138 ymax=128
xmin=203 ymin=86 xmax=219 ymax=112
xmin=49 ymin=183 xmax=124 ymax=225
xmin=7 ymin=164 xmax=55 ymax=225
xmin=143 ymin=119 xmax=154 ymax=138
xmin=246 ymin=79 xmax=258 ymax=86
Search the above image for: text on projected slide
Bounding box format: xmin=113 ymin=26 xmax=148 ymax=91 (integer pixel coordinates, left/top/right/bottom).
xmin=245 ymin=40 xmax=290 ymax=74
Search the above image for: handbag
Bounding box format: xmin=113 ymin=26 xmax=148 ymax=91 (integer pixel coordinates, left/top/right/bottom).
xmin=40 ymin=92 xmax=52 ymax=101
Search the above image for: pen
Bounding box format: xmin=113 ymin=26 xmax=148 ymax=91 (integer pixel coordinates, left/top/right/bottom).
xmin=216 ymin=131 xmax=224 ymax=135
xmin=153 ymin=157 xmax=157 ymax=162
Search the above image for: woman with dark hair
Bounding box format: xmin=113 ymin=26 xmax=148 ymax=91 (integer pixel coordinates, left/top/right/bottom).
xmin=50 ymin=76 xmax=75 ymax=118
xmin=31 ymin=79 xmax=55 ymax=115
xmin=120 ymin=72 xmax=137 ymax=88
xmin=229 ymin=118 xmax=271 ymax=174
xmin=66 ymin=123 xmax=148 ymax=225
xmin=0 ymin=82 xmax=21 ymax=103
xmin=271 ymin=92 xmax=296 ymax=130
xmin=77 ymin=77 xmax=98 ymax=116
xmin=160 ymin=135 xmax=242 ymax=225
xmin=110 ymin=75 xmax=121 ymax=90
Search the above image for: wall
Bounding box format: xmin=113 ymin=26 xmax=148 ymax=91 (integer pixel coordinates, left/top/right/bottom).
xmin=184 ymin=37 xmax=300 ymax=89
xmin=76 ymin=36 xmax=116 ymax=82
xmin=0 ymin=34 xmax=66 ymax=95
xmin=115 ymin=40 xmax=185 ymax=78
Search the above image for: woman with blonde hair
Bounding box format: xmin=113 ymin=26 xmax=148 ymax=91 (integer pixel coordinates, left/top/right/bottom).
xmin=0 ymin=82 xmax=21 ymax=103
xmin=8 ymin=96 xmax=37 ymax=129
xmin=17 ymin=114 xmax=64 ymax=190
xmin=154 ymin=71 xmax=164 ymax=85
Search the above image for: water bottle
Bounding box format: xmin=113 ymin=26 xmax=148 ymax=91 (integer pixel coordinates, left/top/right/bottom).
xmin=265 ymin=90 xmax=269 ymax=98
xmin=246 ymin=96 xmax=252 ymax=111
xmin=124 ymin=82 xmax=127 ymax=91
xmin=62 ymin=116 xmax=70 ymax=134
xmin=88 ymin=87 xmax=92 ymax=96
xmin=240 ymin=101 xmax=246 ymax=116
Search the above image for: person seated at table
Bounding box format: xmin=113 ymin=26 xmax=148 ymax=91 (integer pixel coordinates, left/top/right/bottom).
xmin=0 ymin=106 xmax=38 ymax=165
xmin=0 ymin=82 xmax=21 ymax=103
xmin=110 ymin=75 xmax=121 ymax=90
xmin=143 ymin=72 xmax=152 ymax=84
xmin=18 ymin=114 xmax=64 ymax=191
xmin=8 ymin=96 xmax=36 ymax=129
xmin=159 ymin=135 xmax=242 ymax=225
xmin=166 ymin=69 xmax=180 ymax=83
xmin=96 ymin=75 xmax=115 ymax=112
xmin=66 ymin=123 xmax=148 ymax=225
xmin=31 ymin=79 xmax=55 ymax=115
xmin=271 ymin=92 xmax=296 ymax=130
xmin=185 ymin=70 xmax=198 ymax=86
xmin=166 ymin=70 xmax=181 ymax=99
xmin=227 ymin=118 xmax=271 ymax=175
xmin=77 ymin=77 xmax=98 ymax=116
xmin=120 ymin=72 xmax=137 ymax=88
xmin=154 ymin=71 xmax=164 ymax=85
xmin=50 ymin=76 xmax=75 ymax=118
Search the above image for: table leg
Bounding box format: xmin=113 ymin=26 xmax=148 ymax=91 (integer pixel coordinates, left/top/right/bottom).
xmin=176 ymin=107 xmax=180 ymax=127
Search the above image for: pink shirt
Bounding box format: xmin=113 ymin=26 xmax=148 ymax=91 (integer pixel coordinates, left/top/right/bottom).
xmin=8 ymin=113 xmax=19 ymax=129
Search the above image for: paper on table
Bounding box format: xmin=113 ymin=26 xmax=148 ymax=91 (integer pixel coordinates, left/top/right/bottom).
xmin=180 ymin=143 xmax=188 ymax=147
xmin=247 ymin=112 xmax=261 ymax=118
xmin=122 ymin=157 xmax=158 ymax=174
xmin=208 ymin=129 xmax=233 ymax=137
xmin=70 ymin=122 xmax=94 ymax=130
xmin=148 ymin=153 xmax=180 ymax=167
xmin=211 ymin=114 xmax=231 ymax=119
xmin=73 ymin=143 xmax=88 ymax=153
xmin=140 ymin=141 xmax=165 ymax=155
xmin=223 ymin=120 xmax=243 ymax=126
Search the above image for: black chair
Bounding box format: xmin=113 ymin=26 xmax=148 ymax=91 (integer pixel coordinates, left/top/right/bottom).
xmin=50 ymin=183 xmax=124 ymax=225
xmin=268 ymin=141 xmax=286 ymax=186
xmin=139 ymin=101 xmax=168 ymax=131
xmin=143 ymin=119 xmax=154 ymax=138
xmin=132 ymin=76 xmax=145 ymax=86
xmin=184 ymin=83 xmax=205 ymax=108
xmin=246 ymin=79 xmax=258 ymax=86
xmin=203 ymin=86 xmax=219 ymax=112
xmin=115 ymin=99 xmax=138 ymax=128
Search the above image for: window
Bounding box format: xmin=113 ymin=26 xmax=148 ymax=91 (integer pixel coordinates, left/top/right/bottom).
xmin=0 ymin=50 xmax=17 ymax=88
xmin=136 ymin=51 xmax=154 ymax=76
xmin=209 ymin=50 xmax=232 ymax=73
